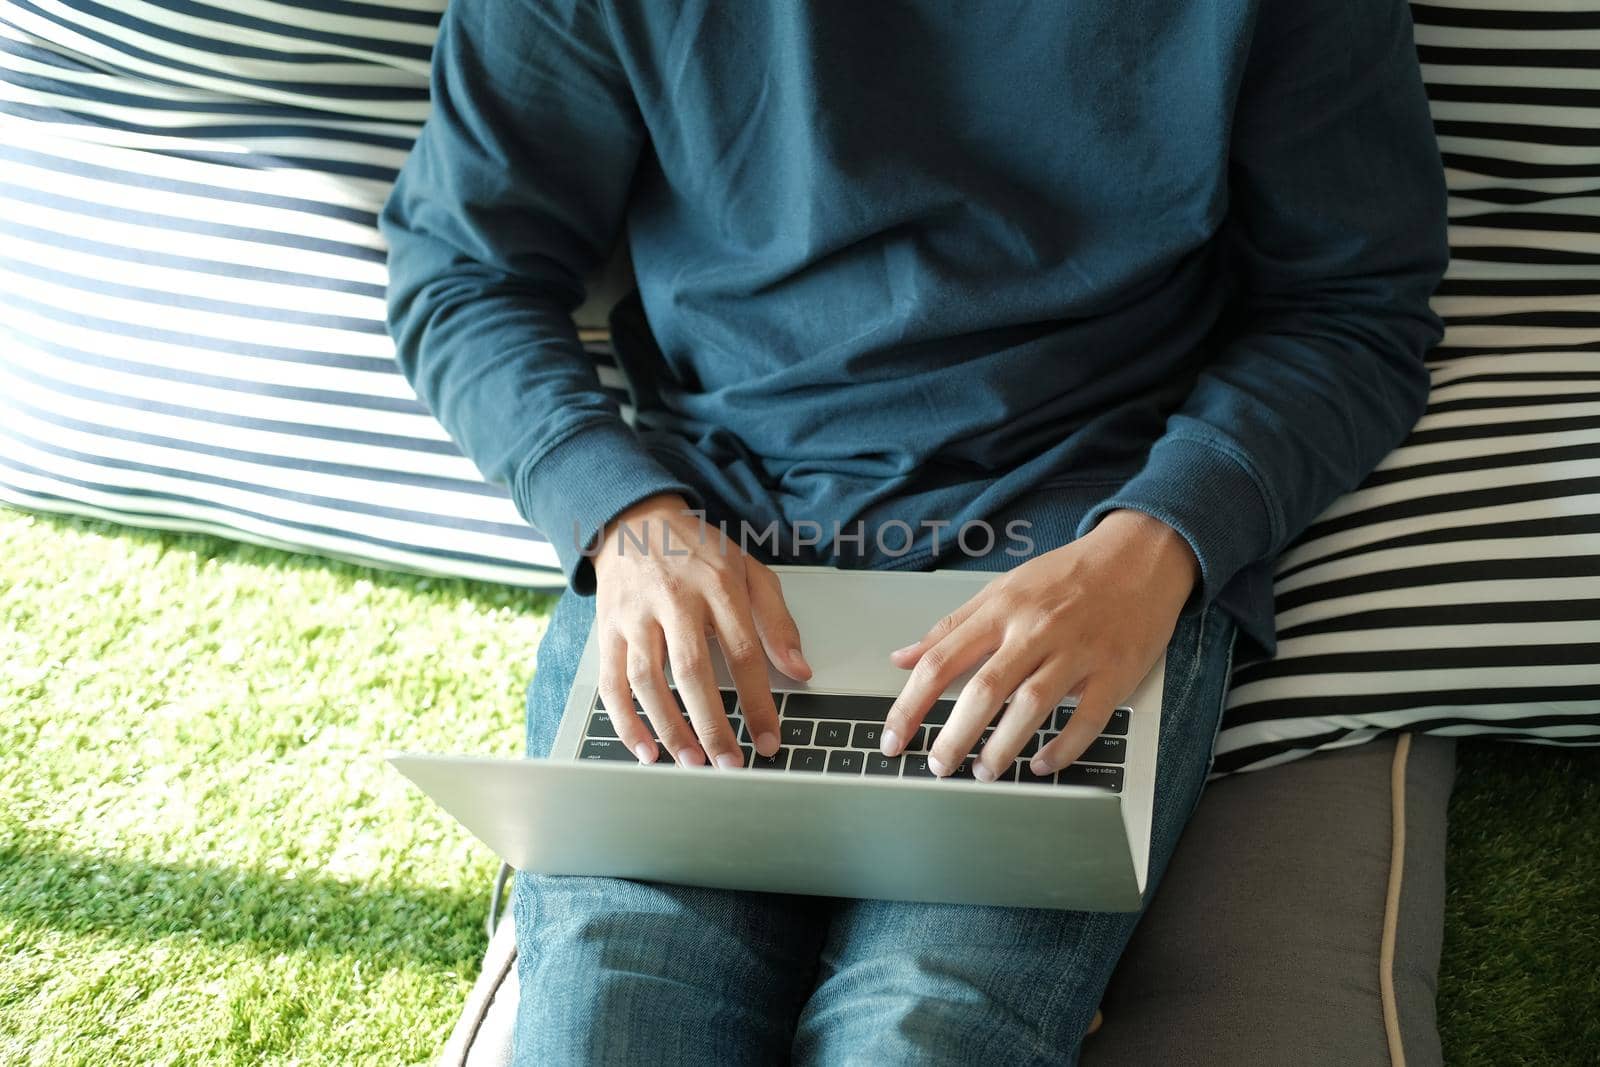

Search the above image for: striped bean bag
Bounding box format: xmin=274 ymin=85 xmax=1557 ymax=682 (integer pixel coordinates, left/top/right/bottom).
xmin=1214 ymin=0 xmax=1600 ymax=772
xmin=0 ymin=0 xmax=628 ymax=585
xmin=1 ymin=0 xmax=1596 ymax=770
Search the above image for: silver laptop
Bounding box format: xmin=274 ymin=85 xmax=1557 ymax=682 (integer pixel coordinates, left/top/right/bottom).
xmin=389 ymin=564 xmax=1165 ymax=911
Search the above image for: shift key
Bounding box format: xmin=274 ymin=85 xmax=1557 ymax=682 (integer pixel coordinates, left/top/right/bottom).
xmin=579 ymin=739 xmax=635 ymax=762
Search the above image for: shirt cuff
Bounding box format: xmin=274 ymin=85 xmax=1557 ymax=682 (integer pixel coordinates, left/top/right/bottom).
xmin=511 ymin=420 xmax=701 ymax=594
xmin=1073 ymin=432 xmax=1282 ymax=624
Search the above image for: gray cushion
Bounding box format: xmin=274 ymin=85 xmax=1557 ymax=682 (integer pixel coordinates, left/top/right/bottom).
xmin=439 ymin=901 xmax=519 ymax=1067
xmin=440 ymin=733 xmax=1456 ymax=1064
xmin=1083 ymin=733 xmax=1457 ymax=1066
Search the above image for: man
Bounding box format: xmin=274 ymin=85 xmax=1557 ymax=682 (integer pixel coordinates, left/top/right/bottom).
xmin=380 ymin=0 xmax=1447 ymax=1061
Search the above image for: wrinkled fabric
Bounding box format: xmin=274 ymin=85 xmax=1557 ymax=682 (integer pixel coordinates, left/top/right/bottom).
xmin=380 ymin=0 xmax=1448 ymax=667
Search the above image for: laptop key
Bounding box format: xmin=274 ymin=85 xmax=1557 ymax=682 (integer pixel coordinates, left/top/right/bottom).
xmin=851 ymin=722 xmax=883 ymax=749
xmin=780 ymin=720 xmax=815 ymax=746
xmin=579 ymin=739 xmax=634 ymax=762
xmin=1052 ymin=706 xmax=1134 ymax=738
xmin=752 ymin=749 xmax=789 ymax=770
xmin=904 ymin=755 xmax=935 ymax=778
xmin=783 ymin=694 xmax=894 ymax=721
xmin=865 ymin=753 xmax=903 ymax=776
xmin=671 ymin=685 xmax=740 ymax=716
xmin=949 ymin=756 xmax=977 ymax=780
xmin=816 ymin=721 xmax=851 ymax=747
xmin=586 ymin=712 xmax=618 ymax=739
xmin=739 ymin=745 xmax=753 ymax=766
xmin=1056 ymin=764 xmax=1124 ymax=793
xmin=826 ymin=750 xmax=864 ymax=774
xmin=1082 ymin=736 xmax=1127 ymax=765
xmin=634 ymin=702 xmax=659 ymax=735
xmin=790 ymin=748 xmax=827 ymax=772
xmin=594 ymin=692 xmax=647 ymax=719
xmin=1015 ymin=760 xmax=1054 ymax=785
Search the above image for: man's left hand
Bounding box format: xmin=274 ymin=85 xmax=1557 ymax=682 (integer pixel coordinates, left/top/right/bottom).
xmin=880 ymin=508 xmax=1201 ymax=781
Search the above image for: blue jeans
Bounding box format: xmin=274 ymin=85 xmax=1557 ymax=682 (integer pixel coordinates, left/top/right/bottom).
xmin=512 ymin=494 xmax=1239 ymax=1065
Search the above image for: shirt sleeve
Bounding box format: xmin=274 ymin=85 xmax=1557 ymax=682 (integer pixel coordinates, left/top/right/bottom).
xmin=1073 ymin=0 xmax=1449 ymax=644
xmin=379 ymin=0 xmax=699 ymax=593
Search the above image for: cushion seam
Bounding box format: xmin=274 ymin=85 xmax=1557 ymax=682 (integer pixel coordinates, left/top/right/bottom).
xmin=1380 ymin=733 xmax=1411 ymax=1067
xmin=453 ymin=923 xmax=519 ymax=1067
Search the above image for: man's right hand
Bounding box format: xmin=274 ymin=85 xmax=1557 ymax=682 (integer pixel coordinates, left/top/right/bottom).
xmin=591 ymin=494 xmax=812 ymax=768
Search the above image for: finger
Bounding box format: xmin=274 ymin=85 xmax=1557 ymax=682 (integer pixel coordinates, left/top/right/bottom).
xmin=927 ymin=640 xmax=1040 ymax=778
xmin=880 ymin=609 xmax=1001 ymax=758
xmin=1030 ymin=675 xmax=1117 ymax=777
xmin=706 ymin=591 xmax=781 ymax=758
xmin=977 ymin=660 xmax=1075 ymax=782
xmin=664 ymin=611 xmax=744 ymax=769
xmin=597 ymin=629 xmax=659 ymax=765
xmin=627 ymin=623 xmax=704 ymax=767
xmin=887 ymin=594 xmax=984 ymax=669
xmin=746 ymin=563 xmax=811 ymax=681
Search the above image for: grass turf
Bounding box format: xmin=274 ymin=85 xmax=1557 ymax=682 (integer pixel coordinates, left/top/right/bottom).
xmin=2 ymin=507 xmax=1597 ymax=1064
xmin=1 ymin=509 xmax=552 ymax=1065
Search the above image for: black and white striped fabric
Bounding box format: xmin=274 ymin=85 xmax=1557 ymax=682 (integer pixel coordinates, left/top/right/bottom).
xmin=1 ymin=1 xmax=1596 ymax=768
xmin=1214 ymin=0 xmax=1600 ymax=772
xmin=0 ymin=0 xmax=626 ymax=584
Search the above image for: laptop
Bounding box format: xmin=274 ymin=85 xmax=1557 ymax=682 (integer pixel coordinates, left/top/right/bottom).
xmin=389 ymin=564 xmax=1165 ymax=911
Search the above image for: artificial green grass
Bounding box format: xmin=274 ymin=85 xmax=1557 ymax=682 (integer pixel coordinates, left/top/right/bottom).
xmin=1 ymin=509 xmax=553 ymax=1065
xmin=2 ymin=507 xmax=1597 ymax=1064
xmin=1438 ymin=744 xmax=1600 ymax=1065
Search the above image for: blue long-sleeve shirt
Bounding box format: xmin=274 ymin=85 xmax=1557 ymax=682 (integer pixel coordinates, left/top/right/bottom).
xmin=380 ymin=0 xmax=1448 ymax=669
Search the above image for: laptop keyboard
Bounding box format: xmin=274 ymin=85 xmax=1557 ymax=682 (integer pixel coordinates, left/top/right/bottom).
xmin=577 ymin=689 xmax=1130 ymax=793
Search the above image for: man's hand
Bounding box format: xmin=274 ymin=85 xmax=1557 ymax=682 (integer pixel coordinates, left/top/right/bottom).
xmin=591 ymin=494 xmax=812 ymax=768
xmin=880 ymin=509 xmax=1201 ymax=781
